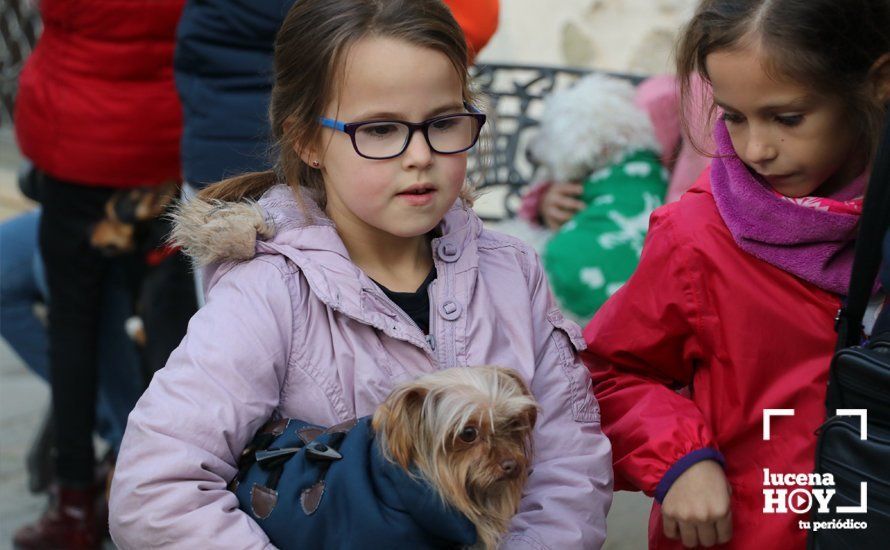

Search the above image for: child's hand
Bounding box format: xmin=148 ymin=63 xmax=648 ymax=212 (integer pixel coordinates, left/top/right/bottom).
xmin=661 ymin=459 xmax=733 ymax=548
xmin=540 ymin=182 xmax=585 ymax=230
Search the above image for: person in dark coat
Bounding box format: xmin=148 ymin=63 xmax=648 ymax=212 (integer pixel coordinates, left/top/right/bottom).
xmin=174 ymin=1 xmax=299 ymax=191
xmin=174 ymin=0 xmax=499 ymax=193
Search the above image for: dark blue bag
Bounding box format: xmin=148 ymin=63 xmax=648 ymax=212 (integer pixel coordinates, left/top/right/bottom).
xmin=229 ymin=416 xmax=477 ymax=550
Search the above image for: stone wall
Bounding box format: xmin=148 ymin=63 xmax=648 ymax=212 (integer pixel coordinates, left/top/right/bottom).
xmin=477 ymin=0 xmax=699 ymax=75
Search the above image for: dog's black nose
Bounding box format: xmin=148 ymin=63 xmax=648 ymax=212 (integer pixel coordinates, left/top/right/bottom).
xmin=500 ymin=459 xmax=519 ymax=479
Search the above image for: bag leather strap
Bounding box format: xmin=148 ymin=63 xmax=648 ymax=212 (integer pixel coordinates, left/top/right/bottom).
xmin=836 ymin=108 xmax=890 ymax=350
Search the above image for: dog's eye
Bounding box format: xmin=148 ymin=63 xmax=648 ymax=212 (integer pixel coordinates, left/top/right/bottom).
xmin=458 ymin=427 xmax=478 ymax=443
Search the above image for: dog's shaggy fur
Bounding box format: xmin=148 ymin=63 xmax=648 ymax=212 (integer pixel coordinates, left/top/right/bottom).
xmin=372 ymin=366 xmax=538 ymax=550
xmin=528 ymin=73 xmax=660 ymax=183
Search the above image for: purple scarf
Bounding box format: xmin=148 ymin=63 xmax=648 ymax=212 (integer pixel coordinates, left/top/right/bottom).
xmin=710 ymin=119 xmax=866 ymax=295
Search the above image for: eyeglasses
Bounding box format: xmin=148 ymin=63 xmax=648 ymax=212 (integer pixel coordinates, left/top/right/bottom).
xmin=318 ymin=107 xmax=486 ymax=160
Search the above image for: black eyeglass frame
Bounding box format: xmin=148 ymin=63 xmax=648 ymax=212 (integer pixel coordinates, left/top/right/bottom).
xmin=318 ymin=106 xmax=487 ymax=160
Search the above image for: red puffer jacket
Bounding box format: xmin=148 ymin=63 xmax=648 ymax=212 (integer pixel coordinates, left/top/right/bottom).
xmin=582 ymin=173 xmax=841 ymax=549
xmin=14 ymin=0 xmax=184 ymax=188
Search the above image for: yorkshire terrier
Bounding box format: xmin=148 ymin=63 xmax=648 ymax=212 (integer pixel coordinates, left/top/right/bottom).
xmin=231 ymin=366 xmax=537 ymax=549
xmin=373 ymin=366 xmax=539 ymax=549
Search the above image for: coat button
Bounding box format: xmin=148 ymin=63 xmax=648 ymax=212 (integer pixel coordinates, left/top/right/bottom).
xmin=437 ymin=241 xmax=460 ymax=262
xmin=438 ymin=300 xmax=463 ymax=321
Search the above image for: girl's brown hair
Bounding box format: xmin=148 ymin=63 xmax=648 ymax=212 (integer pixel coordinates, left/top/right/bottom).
xmin=200 ymin=0 xmax=474 ymax=206
xmin=676 ymin=0 xmax=890 ymax=157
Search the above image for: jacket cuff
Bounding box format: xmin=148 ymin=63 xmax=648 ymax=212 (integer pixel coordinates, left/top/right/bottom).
xmin=517 ymin=180 xmax=553 ymax=226
xmin=654 ymin=448 xmax=725 ymax=503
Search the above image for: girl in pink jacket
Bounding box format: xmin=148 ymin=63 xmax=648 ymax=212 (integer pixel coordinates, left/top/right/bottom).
xmin=108 ymin=0 xmax=612 ymax=548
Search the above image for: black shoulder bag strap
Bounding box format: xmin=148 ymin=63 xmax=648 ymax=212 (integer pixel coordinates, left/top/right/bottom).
xmin=835 ymin=109 xmax=890 ymax=351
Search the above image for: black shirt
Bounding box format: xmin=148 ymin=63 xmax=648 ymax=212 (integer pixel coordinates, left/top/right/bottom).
xmin=373 ymin=267 xmax=437 ymax=334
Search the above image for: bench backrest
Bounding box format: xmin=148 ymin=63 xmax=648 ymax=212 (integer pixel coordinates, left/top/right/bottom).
xmin=468 ymin=63 xmax=644 ymax=221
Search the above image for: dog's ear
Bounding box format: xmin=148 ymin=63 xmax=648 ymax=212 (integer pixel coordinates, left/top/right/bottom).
xmin=372 ymin=384 xmax=428 ymax=469
xmin=498 ymin=368 xmax=533 ymax=398
xmin=521 ymin=402 xmax=538 ymax=432
xmin=498 ymin=368 xmax=538 ymax=430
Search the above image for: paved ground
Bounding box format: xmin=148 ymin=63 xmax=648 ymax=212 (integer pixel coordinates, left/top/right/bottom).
xmin=0 ymin=128 xmax=50 ymax=549
xmin=0 ymin=128 xmax=651 ymax=549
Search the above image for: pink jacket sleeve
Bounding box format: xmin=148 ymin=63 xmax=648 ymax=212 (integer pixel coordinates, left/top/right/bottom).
xmin=517 ymin=180 xmax=553 ymax=226
xmin=109 ymin=258 xmax=295 ymax=549
xmin=502 ymin=253 xmax=613 ymax=549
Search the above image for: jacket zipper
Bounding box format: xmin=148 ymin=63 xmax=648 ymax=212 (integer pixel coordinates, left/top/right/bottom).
xmin=835 ymin=373 xmax=890 ymax=406
xmin=388 ymin=297 xmax=434 ymax=355
xmin=832 ymin=353 xmax=890 ymax=424
xmin=820 ymin=455 xmax=890 ymax=494
xmin=816 ymin=417 xmax=890 ymax=493
xmin=367 ymin=283 xmax=436 ymax=357
xmin=426 ymin=279 xmax=438 ymax=355
xmin=440 ymin=261 xmax=455 ymax=369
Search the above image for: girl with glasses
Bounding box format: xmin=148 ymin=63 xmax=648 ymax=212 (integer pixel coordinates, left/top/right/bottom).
xmin=108 ymin=0 xmax=613 ymax=548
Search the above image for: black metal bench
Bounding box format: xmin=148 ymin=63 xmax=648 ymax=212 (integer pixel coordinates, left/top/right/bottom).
xmin=468 ymin=62 xmax=645 ymax=221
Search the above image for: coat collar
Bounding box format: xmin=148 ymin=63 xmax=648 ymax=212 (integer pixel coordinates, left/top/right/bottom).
xmin=172 ymin=184 xmax=483 ymax=344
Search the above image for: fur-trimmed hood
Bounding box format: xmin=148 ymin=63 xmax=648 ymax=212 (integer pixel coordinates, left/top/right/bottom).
xmin=170 ymin=185 xmax=340 ymax=266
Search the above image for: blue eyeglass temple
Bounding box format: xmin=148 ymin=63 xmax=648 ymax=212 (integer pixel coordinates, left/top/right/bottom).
xmin=319 ymin=118 xmax=346 ymax=131
xmin=318 ymin=103 xmax=481 ymax=131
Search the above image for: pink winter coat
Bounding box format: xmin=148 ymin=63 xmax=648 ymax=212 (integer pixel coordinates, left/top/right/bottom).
xmin=109 ymin=184 xmax=613 ymax=549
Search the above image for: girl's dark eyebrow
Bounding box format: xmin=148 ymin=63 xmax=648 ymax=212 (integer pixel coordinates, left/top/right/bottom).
xmin=714 ymin=100 xmax=739 ymax=113
xmin=426 ymin=103 xmax=465 ymax=117
xmin=715 ymin=96 xmax=813 ymax=115
xmin=353 ymin=103 xmax=465 ymax=121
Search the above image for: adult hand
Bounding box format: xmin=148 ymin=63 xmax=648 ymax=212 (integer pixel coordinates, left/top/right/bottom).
xmin=661 ymin=460 xmax=733 ymax=548
xmin=539 ymin=181 xmax=585 ymax=230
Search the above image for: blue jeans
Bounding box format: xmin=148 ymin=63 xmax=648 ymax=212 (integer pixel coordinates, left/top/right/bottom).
xmin=0 ymin=209 xmax=144 ymax=454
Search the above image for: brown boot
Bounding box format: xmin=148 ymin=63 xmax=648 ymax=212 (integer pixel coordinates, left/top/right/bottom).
xmin=13 ymin=485 xmax=102 ymax=550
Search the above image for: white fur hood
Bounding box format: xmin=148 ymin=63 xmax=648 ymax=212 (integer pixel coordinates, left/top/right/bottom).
xmin=169 ymin=185 xmax=331 ymax=268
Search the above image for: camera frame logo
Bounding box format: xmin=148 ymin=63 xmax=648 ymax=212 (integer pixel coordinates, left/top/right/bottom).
xmin=761 ymin=409 xmax=869 ymax=532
